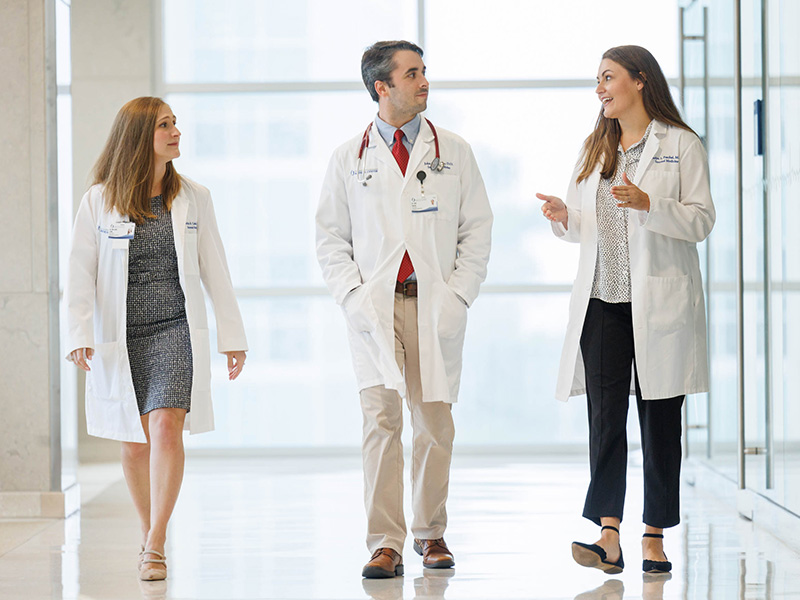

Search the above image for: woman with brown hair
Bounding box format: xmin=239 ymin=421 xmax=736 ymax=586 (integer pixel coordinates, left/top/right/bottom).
xmin=65 ymin=97 xmax=247 ymax=580
xmin=538 ymin=46 xmax=715 ymax=574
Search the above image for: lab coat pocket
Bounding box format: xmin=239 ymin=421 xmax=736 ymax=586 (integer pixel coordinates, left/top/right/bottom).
xmin=643 ymin=170 xmax=681 ymax=200
xmin=645 ymin=275 xmax=690 ymax=331
xmin=437 ymin=282 xmax=467 ymax=339
xmin=342 ymin=284 xmax=377 ymax=333
xmin=86 ymin=341 xmax=121 ymax=400
xmin=431 ymin=175 xmax=459 ymax=221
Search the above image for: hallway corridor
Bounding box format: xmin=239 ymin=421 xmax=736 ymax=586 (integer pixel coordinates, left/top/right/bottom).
xmin=1 ymin=455 xmax=799 ymax=599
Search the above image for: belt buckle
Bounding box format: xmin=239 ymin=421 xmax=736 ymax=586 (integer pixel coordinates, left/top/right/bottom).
xmin=403 ymin=281 xmax=417 ymax=296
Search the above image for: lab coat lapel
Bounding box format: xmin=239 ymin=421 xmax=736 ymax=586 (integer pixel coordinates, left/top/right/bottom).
xmin=369 ymin=118 xmax=405 ymax=179
xmin=634 ymin=120 xmax=667 ymax=186
xmin=406 ymin=117 xmax=434 ymax=178
xmin=171 ymin=192 xmax=189 ymax=268
xmin=584 ymin=169 xmax=602 ymax=212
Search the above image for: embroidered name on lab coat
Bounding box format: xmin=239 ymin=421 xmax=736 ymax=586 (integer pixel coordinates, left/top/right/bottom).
xmin=653 ymin=155 xmax=679 ymax=164
xmin=423 ymin=161 xmax=455 ymax=171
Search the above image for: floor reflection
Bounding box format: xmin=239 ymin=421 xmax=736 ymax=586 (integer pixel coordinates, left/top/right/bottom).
xmin=572 ymin=575 xmax=671 ymax=600
xmin=362 ymin=575 xmax=406 ymax=600
xmin=138 ymin=578 xmax=168 ymax=600
xmin=414 ymin=569 xmax=455 ymax=598
xmin=641 ymin=573 xmax=671 ymax=599
xmin=362 ymin=569 xmax=454 ymax=600
xmin=574 ymin=579 xmax=624 ymax=600
xmin=0 ymin=455 xmax=799 ymax=599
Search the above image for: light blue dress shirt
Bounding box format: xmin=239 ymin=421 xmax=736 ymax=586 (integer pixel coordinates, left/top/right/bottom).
xmin=375 ymin=113 xmax=421 ymax=155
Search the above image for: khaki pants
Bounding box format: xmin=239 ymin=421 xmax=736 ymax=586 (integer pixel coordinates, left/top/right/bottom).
xmin=359 ymin=293 xmax=455 ymax=554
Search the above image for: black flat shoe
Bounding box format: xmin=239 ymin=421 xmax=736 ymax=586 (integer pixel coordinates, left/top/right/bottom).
xmin=642 ymin=533 xmax=672 ymax=573
xmin=571 ymin=525 xmax=625 ymax=574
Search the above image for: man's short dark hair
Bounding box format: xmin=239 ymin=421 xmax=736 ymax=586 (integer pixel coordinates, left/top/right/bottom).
xmin=361 ymin=41 xmax=424 ymax=103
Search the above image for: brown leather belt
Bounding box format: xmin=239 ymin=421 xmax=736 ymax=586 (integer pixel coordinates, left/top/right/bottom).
xmin=395 ymin=281 xmax=418 ymax=297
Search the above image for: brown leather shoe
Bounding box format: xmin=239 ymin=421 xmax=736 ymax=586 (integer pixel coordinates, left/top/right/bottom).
xmin=413 ymin=538 xmax=455 ymax=568
xmin=362 ymin=548 xmax=404 ymax=579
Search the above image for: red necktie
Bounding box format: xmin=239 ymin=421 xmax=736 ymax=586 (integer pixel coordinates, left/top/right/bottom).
xmin=392 ymin=130 xmax=414 ymax=282
xmin=391 ymin=128 xmax=409 ymax=175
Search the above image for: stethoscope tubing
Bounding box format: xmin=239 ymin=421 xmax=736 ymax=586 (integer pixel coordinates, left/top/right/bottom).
xmin=356 ymin=118 xmax=443 ymax=185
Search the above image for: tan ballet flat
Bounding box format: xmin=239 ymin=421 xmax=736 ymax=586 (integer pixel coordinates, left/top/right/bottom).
xmin=139 ymin=549 xmax=167 ymax=581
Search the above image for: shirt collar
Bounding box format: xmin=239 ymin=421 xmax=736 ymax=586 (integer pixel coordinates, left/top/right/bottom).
xmin=375 ymin=113 xmax=422 ymax=148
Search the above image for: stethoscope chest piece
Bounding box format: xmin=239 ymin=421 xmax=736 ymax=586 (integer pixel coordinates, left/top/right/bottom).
xmin=425 ymin=119 xmax=445 ymax=172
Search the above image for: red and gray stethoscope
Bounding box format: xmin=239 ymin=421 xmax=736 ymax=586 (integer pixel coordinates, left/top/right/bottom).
xmin=356 ymin=118 xmax=444 ymax=186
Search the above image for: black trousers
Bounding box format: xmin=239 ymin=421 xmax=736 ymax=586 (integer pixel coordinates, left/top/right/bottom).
xmin=580 ymin=299 xmax=684 ymax=529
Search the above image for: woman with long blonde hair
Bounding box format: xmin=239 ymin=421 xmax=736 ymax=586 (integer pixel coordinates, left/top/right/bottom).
xmin=538 ymin=46 xmax=715 ymax=574
xmin=65 ymin=97 xmax=247 ymax=580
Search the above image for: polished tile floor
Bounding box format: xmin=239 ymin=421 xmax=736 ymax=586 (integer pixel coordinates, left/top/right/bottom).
xmin=1 ymin=454 xmax=800 ymax=599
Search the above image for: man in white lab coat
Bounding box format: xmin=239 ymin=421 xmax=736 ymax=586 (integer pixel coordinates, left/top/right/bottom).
xmin=316 ymin=40 xmax=492 ymax=578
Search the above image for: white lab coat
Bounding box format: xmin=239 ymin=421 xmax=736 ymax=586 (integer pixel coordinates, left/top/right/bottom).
xmin=65 ymin=177 xmax=247 ymax=442
xmin=552 ymin=120 xmax=715 ymax=401
xmin=316 ymin=117 xmax=493 ymax=402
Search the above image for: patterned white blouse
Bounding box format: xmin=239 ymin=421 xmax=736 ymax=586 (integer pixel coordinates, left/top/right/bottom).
xmin=590 ymin=120 xmax=654 ymax=303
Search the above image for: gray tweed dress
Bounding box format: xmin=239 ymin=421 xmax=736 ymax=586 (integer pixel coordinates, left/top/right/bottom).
xmin=126 ymin=195 xmax=193 ymax=415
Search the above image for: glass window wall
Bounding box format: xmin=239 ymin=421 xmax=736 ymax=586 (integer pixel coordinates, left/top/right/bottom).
xmin=682 ymin=0 xmax=800 ymax=518
xmin=159 ymin=0 xmax=678 ymax=449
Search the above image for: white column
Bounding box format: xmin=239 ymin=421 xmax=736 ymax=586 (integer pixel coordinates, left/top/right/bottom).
xmin=0 ymin=0 xmax=75 ymax=518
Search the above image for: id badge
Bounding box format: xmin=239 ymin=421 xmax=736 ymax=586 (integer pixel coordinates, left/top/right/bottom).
xmin=411 ymin=194 xmax=438 ymax=213
xmin=110 ymin=222 xmax=135 ymax=239
xmin=109 ymin=222 xmax=135 ymax=250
